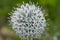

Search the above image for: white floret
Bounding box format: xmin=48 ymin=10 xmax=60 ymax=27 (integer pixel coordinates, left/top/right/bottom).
xmin=9 ymin=3 xmax=46 ymax=38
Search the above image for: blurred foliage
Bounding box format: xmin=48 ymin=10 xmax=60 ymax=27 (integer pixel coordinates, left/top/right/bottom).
xmin=0 ymin=0 xmax=60 ymax=40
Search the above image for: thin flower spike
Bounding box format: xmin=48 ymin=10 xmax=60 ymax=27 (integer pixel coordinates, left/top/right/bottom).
xmin=9 ymin=3 xmax=46 ymax=39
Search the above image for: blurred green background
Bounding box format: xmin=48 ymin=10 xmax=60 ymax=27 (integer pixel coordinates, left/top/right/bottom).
xmin=0 ymin=0 xmax=60 ymax=40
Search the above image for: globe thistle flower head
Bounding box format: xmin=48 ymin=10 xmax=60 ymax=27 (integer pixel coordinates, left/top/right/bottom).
xmin=9 ymin=3 xmax=46 ymax=38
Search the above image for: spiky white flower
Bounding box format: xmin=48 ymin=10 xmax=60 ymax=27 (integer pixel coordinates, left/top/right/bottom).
xmin=9 ymin=3 xmax=46 ymax=38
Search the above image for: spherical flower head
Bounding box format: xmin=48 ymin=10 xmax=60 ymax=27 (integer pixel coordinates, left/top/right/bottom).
xmin=9 ymin=3 xmax=46 ymax=38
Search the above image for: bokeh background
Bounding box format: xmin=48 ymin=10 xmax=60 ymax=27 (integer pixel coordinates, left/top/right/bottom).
xmin=0 ymin=0 xmax=60 ymax=40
